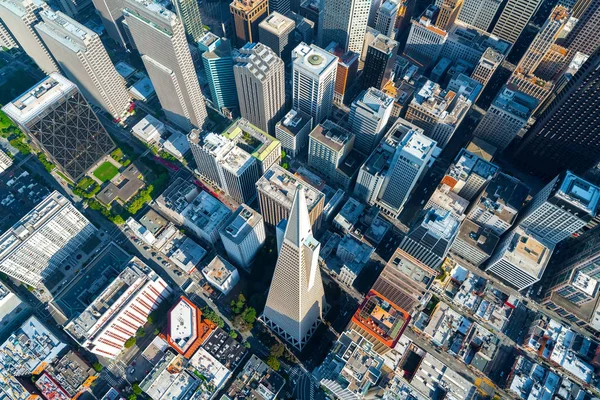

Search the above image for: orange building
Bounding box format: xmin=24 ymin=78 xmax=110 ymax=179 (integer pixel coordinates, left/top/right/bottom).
xmin=348 ymin=289 xmax=411 ymax=354
xmin=230 ymin=0 xmax=269 ymax=47
xmin=325 ymin=43 xmax=359 ymax=105
xmin=166 ymin=296 xmax=216 ymax=358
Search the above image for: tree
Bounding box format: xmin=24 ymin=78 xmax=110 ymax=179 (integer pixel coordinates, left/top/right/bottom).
xmin=270 ymin=343 xmax=285 ymax=358
xmin=127 ymin=395 xmax=137 ymax=400
xmin=124 ymin=337 xmax=136 ymax=348
xmin=229 ymin=330 xmax=238 ymax=339
xmin=147 ymin=312 xmax=156 ymax=325
xmin=135 ymin=327 xmax=146 ymax=338
xmin=230 ymin=293 xmax=246 ymax=314
xmin=132 ymin=383 xmax=142 ymax=395
xmin=201 ymin=306 xmax=225 ymax=328
xmin=266 ymin=356 xmax=280 ymax=371
xmin=243 ymin=341 xmax=251 ymax=348
xmin=242 ymin=307 xmax=257 ymax=324
xmin=92 ymin=362 xmax=103 ymax=372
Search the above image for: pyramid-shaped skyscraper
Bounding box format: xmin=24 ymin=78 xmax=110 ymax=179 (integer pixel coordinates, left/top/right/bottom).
xmin=262 ymin=188 xmax=326 ymax=350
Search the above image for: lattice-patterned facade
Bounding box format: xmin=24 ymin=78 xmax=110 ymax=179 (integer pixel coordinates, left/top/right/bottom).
xmin=26 ymin=89 xmax=115 ymax=181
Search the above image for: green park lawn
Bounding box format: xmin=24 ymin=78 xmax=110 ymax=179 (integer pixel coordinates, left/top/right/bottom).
xmin=93 ymin=162 xmax=119 ymax=182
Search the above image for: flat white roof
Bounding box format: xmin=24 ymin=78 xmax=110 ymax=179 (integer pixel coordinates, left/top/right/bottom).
xmin=169 ymin=299 xmax=195 ymax=347
xmin=2 ymin=74 xmax=75 ymax=126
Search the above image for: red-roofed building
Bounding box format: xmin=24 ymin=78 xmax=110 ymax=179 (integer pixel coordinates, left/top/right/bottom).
xmin=166 ymin=296 xmax=216 ymax=358
xmin=348 ymin=290 xmax=411 ymax=354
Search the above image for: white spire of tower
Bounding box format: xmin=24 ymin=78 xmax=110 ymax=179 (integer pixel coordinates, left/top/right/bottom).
xmin=262 ymin=188 xmax=326 ymax=350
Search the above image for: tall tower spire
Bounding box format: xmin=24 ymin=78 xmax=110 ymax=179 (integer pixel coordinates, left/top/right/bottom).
xmin=262 ymin=188 xmax=326 ymax=350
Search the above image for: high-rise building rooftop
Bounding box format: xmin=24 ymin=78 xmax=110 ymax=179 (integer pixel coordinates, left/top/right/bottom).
xmin=447 ymin=148 xmax=498 ymax=183
xmin=309 ymin=120 xmax=353 ymax=152
xmin=221 ymin=205 xmax=263 ymax=244
xmin=471 ymin=173 xmax=529 ymax=226
xmin=234 ymin=42 xmax=281 ymax=82
xmin=260 ymin=12 xmax=295 ymax=35
xmin=401 ymin=129 xmax=437 ymax=160
xmin=257 ymin=164 xmax=325 ymax=212
xmin=223 ymin=119 xmax=280 ymax=163
xmin=292 ymin=42 xmax=338 ymax=75
xmin=220 ymin=146 xmax=254 ymax=175
xmin=494 ymin=227 xmax=553 ymax=281
xmin=448 ymin=20 xmax=512 ymax=56
xmin=551 ymin=171 xmax=600 ymax=217
xmin=418 ymin=208 xmax=461 ymax=240
xmin=3 ymin=74 xmax=74 ymax=126
xmin=411 ymin=80 xmax=471 ymax=127
xmin=491 ymin=85 xmax=539 ymax=118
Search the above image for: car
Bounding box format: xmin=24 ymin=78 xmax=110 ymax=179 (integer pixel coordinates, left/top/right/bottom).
xmin=151 ymin=252 xmax=157 ymax=257
xmin=157 ymin=256 xmax=163 ymax=261
xmin=143 ymin=246 xmax=149 ymax=251
xmin=128 ymin=368 xmax=135 ymax=374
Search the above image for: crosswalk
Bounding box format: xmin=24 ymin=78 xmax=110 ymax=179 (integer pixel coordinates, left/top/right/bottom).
xmin=100 ymin=370 xmax=126 ymax=389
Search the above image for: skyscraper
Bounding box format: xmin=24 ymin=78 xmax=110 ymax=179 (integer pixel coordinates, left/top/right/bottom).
xmin=123 ymin=0 xmax=207 ymax=131
xmin=308 ymin=120 xmax=355 ymax=184
xmin=256 ymin=164 xmax=325 ymax=230
xmin=0 ymin=18 xmax=17 ymax=49
xmin=292 ymin=42 xmax=337 ymax=125
xmin=404 ymin=6 xmax=448 ymax=68
xmin=0 ymin=191 xmax=97 ymax=289
xmin=444 ymin=147 xmax=499 ymax=201
xmin=435 ymin=0 xmax=463 ymax=30
xmin=262 ymin=188 xmax=326 ymax=350
xmin=220 ymin=204 xmax=266 ymax=269
xmin=377 ymin=128 xmax=436 ymax=217
xmin=486 ymin=227 xmax=554 ymax=291
xmin=322 ymin=0 xmax=370 ymax=53
xmin=399 ymin=208 xmax=460 ymax=269
xmin=325 ymin=42 xmax=359 ymax=105
xmin=198 ymin=32 xmax=238 ymax=112
xmin=467 ymin=172 xmax=530 ymax=235
xmin=188 ymin=130 xmax=235 ymax=186
xmin=234 ymin=42 xmax=286 ymax=135
xmin=518 ymin=171 xmax=600 ymax=245
xmin=375 ymin=0 xmax=399 ymax=38
xmin=0 ymin=0 xmax=58 ymax=74
xmin=269 ymin=0 xmax=291 ymax=14
xmin=353 ymin=119 xmax=430 ymax=212
xmin=515 ymin=6 xmax=570 ymax=76
xmin=230 ymin=0 xmax=269 ymax=47
xmin=172 ymin=0 xmax=203 ymax=42
xmin=473 ymin=84 xmax=539 ymax=151
xmin=258 ymin=12 xmax=295 ymax=59
xmin=471 ymin=48 xmax=503 ymax=87
xmin=218 ymin=146 xmax=261 ymax=204
xmin=514 ymin=49 xmax=600 ymax=179
xmin=491 ymin=0 xmax=542 ymax=44
xmin=349 ymin=87 xmax=394 ymax=155
xmin=2 ymin=73 xmax=115 ymax=181
xmin=275 ymin=108 xmax=313 ymax=157
xmin=562 ymin=0 xmax=600 ymax=57
xmin=90 ymin=0 xmax=128 ymax=48
xmin=405 ymin=79 xmax=473 ymax=149
xmin=362 ymin=33 xmax=398 ymax=90
xmin=35 ymin=10 xmax=131 ymax=118
xmin=456 ymin=0 xmax=501 ymax=31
